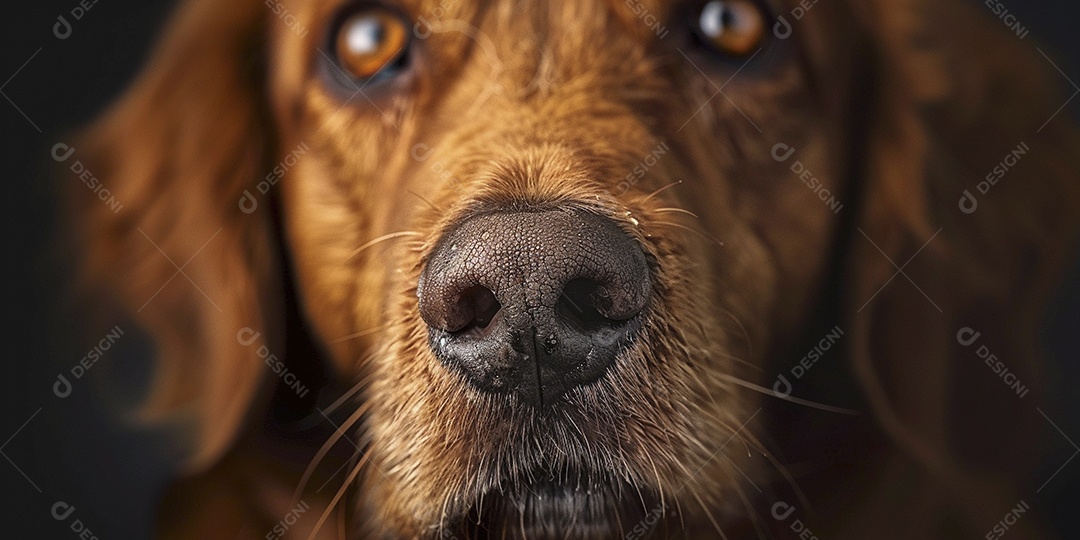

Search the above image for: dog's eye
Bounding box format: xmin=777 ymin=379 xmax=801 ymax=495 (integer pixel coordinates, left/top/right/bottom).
xmin=332 ymin=8 xmax=410 ymax=81
xmin=693 ymin=0 xmax=767 ymax=57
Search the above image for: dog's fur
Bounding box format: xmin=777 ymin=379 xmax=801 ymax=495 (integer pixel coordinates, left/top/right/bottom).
xmin=71 ymin=0 xmax=1080 ymax=538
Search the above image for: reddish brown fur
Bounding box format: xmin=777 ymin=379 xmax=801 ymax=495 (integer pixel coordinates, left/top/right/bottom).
xmin=72 ymin=0 xmax=1080 ymax=538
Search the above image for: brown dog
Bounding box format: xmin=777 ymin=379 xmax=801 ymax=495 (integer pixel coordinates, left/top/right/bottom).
xmin=71 ymin=0 xmax=1080 ymax=538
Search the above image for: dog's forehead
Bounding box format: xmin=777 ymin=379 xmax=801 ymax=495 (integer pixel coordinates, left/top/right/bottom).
xmin=316 ymin=0 xmax=673 ymax=19
xmin=288 ymin=0 xmax=676 ymax=41
xmin=267 ymin=0 xmax=693 ymax=109
xmin=273 ymin=0 xmax=847 ymax=71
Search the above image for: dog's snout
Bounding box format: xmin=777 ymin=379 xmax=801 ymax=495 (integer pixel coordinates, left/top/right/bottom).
xmin=417 ymin=209 xmax=651 ymax=406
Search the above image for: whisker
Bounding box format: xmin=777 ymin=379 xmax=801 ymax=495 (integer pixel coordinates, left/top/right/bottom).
xmin=690 ymin=487 xmax=728 ymax=539
xmin=673 ymin=489 xmax=686 ymax=533
xmin=615 ymin=505 xmax=626 ymax=539
xmin=681 ymin=359 xmax=722 ymax=414
xmin=328 ymin=325 xmax=390 ymax=344
xmin=652 ymin=207 xmax=700 ymax=220
xmin=719 ymin=307 xmax=755 ymax=362
xmin=649 ymin=220 xmax=725 ymax=248
xmin=739 ymin=429 xmax=814 ymax=515
xmin=293 ymin=398 xmax=373 ymax=506
xmin=644 ymin=449 xmax=665 ymax=523
xmin=714 ymin=371 xmax=861 ymax=415
xmin=707 ymin=346 xmax=761 ymax=373
xmin=348 ymin=231 xmax=423 ymax=260
xmin=321 ymin=368 xmax=373 ymax=416
xmin=438 ymin=487 xmax=452 ymax=540
xmin=519 ymin=503 xmax=527 ymax=539
xmin=337 ymin=498 xmax=347 ymax=540
xmin=687 ymin=405 xmax=814 ymax=517
xmin=732 ymin=480 xmax=767 ymax=540
xmin=315 ymin=443 xmax=366 ymax=495
xmin=616 ymin=415 xmax=649 ymax=522
xmin=408 ymin=189 xmax=440 ymax=212
xmin=307 ymin=448 xmax=374 ymax=540
xmin=638 ymin=180 xmax=683 ymax=205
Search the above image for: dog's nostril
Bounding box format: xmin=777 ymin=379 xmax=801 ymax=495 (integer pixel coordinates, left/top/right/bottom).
xmin=418 ymin=208 xmax=651 ymax=406
xmin=450 ymin=285 xmax=502 ymax=337
xmin=557 ymin=278 xmax=626 ymax=333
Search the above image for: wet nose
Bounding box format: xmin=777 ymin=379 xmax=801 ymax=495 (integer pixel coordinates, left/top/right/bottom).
xmin=417 ymin=209 xmax=651 ymax=407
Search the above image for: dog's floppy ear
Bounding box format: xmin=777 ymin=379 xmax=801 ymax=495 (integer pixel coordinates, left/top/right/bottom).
xmin=72 ymin=0 xmax=278 ymax=473
xmin=842 ymin=0 xmax=1080 ymax=534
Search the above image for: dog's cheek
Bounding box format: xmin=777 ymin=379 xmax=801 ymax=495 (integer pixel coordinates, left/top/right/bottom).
xmin=352 ymin=271 xmax=482 ymax=531
xmin=624 ymin=228 xmax=765 ymax=494
xmin=278 ymin=157 xmax=386 ymax=369
xmin=740 ymin=135 xmax=840 ymax=340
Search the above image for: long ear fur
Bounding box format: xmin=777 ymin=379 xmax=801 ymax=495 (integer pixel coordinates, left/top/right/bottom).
xmin=72 ymin=0 xmax=278 ymax=473
xmin=845 ymin=0 xmax=1080 ymax=536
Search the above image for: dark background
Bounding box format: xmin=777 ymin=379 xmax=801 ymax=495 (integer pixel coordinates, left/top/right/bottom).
xmin=2 ymin=0 xmax=1078 ymax=538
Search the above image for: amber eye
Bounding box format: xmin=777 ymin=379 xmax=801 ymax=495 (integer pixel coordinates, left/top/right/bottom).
xmin=694 ymin=0 xmax=767 ymax=57
xmin=332 ymin=8 xmax=410 ymax=81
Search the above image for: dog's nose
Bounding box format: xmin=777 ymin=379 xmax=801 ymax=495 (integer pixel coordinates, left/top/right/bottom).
xmin=417 ymin=209 xmax=651 ymax=407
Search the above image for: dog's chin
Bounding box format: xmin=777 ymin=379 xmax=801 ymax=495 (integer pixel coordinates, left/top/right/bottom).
xmin=450 ymin=469 xmax=660 ymax=539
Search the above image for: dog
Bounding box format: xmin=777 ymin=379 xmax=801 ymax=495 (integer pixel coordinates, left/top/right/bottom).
xmin=69 ymin=0 xmax=1080 ymax=537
